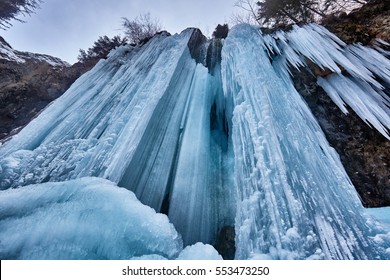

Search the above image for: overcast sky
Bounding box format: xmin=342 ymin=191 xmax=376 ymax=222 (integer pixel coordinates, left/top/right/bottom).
xmin=0 ymin=0 xmax=240 ymax=63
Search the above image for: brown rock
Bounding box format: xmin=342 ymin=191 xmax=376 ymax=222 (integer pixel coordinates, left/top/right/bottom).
xmin=0 ymin=37 xmax=99 ymax=141
xmin=324 ymin=1 xmax=390 ymax=45
xmin=291 ymin=66 xmax=390 ymax=207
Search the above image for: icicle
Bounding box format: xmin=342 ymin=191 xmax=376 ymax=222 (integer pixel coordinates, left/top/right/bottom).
xmin=222 ymin=24 xmax=388 ymax=260
xmin=318 ymin=74 xmax=390 ymax=140
xmin=267 ymin=23 xmax=390 ymax=140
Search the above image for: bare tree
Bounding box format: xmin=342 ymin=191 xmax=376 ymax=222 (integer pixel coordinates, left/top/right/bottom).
xmin=320 ymin=0 xmax=367 ymax=15
xmin=122 ymin=13 xmax=162 ymax=45
xmin=253 ymin=0 xmax=369 ymax=27
xmin=230 ymin=0 xmax=263 ymax=25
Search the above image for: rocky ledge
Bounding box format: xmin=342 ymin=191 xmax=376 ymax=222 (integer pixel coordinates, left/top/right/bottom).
xmin=324 ymin=0 xmax=390 ymax=45
xmin=292 ymin=1 xmax=390 ymax=207
xmin=0 ymin=37 xmax=98 ymax=140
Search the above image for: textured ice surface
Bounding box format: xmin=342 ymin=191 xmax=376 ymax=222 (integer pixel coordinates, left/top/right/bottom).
xmin=0 ymin=30 xmax=197 ymax=206
xmin=222 ymin=24 xmax=389 ymax=260
xmin=167 ymin=62 xmax=234 ymax=246
xmin=366 ymin=207 xmax=390 ymax=227
xmin=0 ymin=177 xmax=182 ymax=260
xmin=0 ymin=31 xmax=194 ymax=187
xmin=1 ymin=23 xmax=389 ymax=260
xmin=168 ymin=65 xmax=217 ymax=245
xmin=0 ymin=29 xmax=232 ymax=249
xmin=176 ymin=243 xmax=223 ymax=260
xmin=264 ymin=24 xmax=390 ymax=139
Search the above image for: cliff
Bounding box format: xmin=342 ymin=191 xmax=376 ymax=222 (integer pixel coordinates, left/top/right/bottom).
xmin=0 ymin=37 xmax=98 ymax=140
xmin=324 ymin=0 xmax=390 ymax=45
xmin=293 ymin=1 xmax=390 ymax=207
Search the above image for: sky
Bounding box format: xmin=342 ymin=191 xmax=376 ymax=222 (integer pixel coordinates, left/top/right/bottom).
xmin=0 ymin=0 xmax=240 ymax=64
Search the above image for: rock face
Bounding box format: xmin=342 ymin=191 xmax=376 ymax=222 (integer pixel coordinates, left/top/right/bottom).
xmin=291 ymin=1 xmax=390 ymax=207
xmin=215 ymin=226 xmax=235 ymax=260
xmin=0 ymin=36 xmax=98 ymax=140
xmin=324 ymin=0 xmax=390 ymax=45
xmin=292 ymin=67 xmax=390 ymax=207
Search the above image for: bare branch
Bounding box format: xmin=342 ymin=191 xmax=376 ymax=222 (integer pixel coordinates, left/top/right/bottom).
xmin=231 ymin=0 xmax=263 ymax=25
xmin=122 ymin=13 xmax=163 ymax=45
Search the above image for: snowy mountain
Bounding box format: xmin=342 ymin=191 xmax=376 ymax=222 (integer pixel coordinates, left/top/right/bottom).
xmin=0 ymin=24 xmax=389 ymax=260
xmin=0 ymin=37 xmax=70 ymax=67
xmin=0 ymin=37 xmax=99 ymax=140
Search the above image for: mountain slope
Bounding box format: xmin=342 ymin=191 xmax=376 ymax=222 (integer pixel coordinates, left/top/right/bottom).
xmin=0 ymin=37 xmax=98 ymax=140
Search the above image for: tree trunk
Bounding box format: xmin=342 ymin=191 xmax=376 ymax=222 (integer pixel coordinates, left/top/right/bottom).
xmin=302 ymin=3 xmax=327 ymax=18
xmin=280 ymin=8 xmax=300 ymax=23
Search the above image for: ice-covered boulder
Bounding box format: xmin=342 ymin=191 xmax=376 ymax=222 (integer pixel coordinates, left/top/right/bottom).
xmin=0 ymin=177 xmax=183 ymax=259
xmin=177 ymin=243 xmax=223 ymax=260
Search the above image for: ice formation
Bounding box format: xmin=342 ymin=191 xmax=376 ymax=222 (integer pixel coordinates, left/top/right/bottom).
xmin=0 ymin=177 xmax=182 ymax=259
xmin=0 ymin=29 xmax=232 ymax=253
xmin=222 ymin=24 xmax=389 ymax=260
xmin=366 ymin=207 xmax=390 ymax=228
xmin=0 ymin=24 xmax=389 ymax=260
xmin=264 ymin=24 xmax=390 ymax=140
xmin=176 ymin=243 xmax=223 ymax=260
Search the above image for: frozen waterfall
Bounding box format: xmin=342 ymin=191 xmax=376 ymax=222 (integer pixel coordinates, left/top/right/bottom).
xmin=223 ymin=24 xmax=388 ymax=260
xmin=0 ymin=24 xmax=389 ymax=260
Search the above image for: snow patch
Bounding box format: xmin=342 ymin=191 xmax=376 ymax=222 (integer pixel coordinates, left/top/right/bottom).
xmin=0 ymin=38 xmax=70 ymax=67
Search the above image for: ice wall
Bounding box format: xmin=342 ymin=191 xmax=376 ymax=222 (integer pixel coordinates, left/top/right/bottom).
xmin=1 ymin=23 xmax=389 ymax=260
xmin=0 ymin=29 xmax=233 ymax=249
xmin=222 ymin=24 xmax=388 ymax=260
xmin=168 ymin=58 xmax=234 ymax=245
xmin=0 ymin=30 xmax=195 ymax=187
xmin=0 ymin=177 xmax=225 ymax=260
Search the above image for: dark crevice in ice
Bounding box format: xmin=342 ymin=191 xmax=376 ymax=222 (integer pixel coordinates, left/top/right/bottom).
xmin=160 ymin=124 xmax=184 ymax=215
xmin=206 ymin=38 xmax=236 ymax=258
xmin=215 ymin=226 xmax=236 ymax=260
xmin=206 ymin=39 xmax=222 ymax=73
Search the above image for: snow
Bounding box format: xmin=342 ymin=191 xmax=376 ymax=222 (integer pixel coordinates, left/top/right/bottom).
xmin=0 ymin=38 xmax=70 ymax=67
xmin=176 ymin=243 xmax=223 ymax=260
xmin=0 ymin=177 xmax=182 ymax=260
xmin=130 ymin=243 xmax=223 ymax=260
xmin=20 ymin=52 xmax=71 ymax=67
xmin=0 ymin=40 xmax=25 ymax=63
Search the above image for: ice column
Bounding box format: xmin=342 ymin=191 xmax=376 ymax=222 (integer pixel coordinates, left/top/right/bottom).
xmin=168 ymin=65 xmax=216 ymax=245
xmin=0 ymin=30 xmax=195 ymax=190
xmin=222 ymin=24 xmax=386 ymax=260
